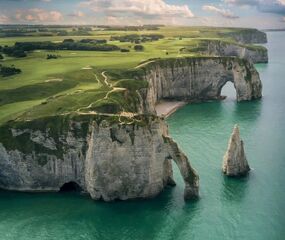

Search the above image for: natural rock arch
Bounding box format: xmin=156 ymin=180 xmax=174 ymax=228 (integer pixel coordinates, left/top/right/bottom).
xmin=164 ymin=136 xmax=199 ymax=200
xmin=142 ymin=57 xmax=262 ymax=113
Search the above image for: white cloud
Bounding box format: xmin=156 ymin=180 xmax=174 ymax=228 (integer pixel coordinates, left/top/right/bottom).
xmin=80 ymin=0 xmax=194 ymax=18
xmin=15 ymin=8 xmax=63 ymax=22
xmin=0 ymin=14 xmax=9 ymax=23
xmin=69 ymin=11 xmax=85 ymax=18
xmin=224 ymin=0 xmax=260 ymax=6
xmin=202 ymin=5 xmax=239 ymax=19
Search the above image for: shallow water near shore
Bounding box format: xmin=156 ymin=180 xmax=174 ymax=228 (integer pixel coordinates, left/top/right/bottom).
xmin=0 ymin=32 xmax=284 ymax=240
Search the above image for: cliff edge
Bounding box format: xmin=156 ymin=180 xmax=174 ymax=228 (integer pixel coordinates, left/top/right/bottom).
xmin=0 ymin=115 xmax=199 ymax=201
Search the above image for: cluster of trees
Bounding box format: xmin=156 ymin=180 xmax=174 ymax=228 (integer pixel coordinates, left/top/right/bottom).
xmin=57 ymin=30 xmax=91 ymax=36
xmin=0 ymin=26 xmax=93 ymax=37
xmin=110 ymin=34 xmax=164 ymax=43
xmin=1 ymin=46 xmax=27 ymax=58
xmin=0 ymin=64 xmax=22 ymax=77
xmin=134 ymin=45 xmax=144 ymax=51
xmin=0 ymin=40 xmax=120 ymax=59
xmin=14 ymin=41 xmax=119 ymax=51
xmin=79 ymin=39 xmax=107 ymax=44
xmin=47 ymin=54 xmax=59 ymax=60
xmin=120 ymin=49 xmax=130 ymax=53
xmin=103 ymin=25 xmax=162 ymax=31
xmin=64 ymin=38 xmax=107 ymax=44
xmin=0 ymin=28 xmax=38 ymax=37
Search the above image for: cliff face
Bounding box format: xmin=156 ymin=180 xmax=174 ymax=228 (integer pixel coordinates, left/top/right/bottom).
xmin=204 ymin=40 xmax=268 ymax=63
xmin=221 ymin=29 xmax=267 ymax=44
xmin=141 ymin=57 xmax=262 ymax=113
xmin=0 ymin=116 xmax=199 ymax=201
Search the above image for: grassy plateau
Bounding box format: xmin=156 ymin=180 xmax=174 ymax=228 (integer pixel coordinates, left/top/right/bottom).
xmin=0 ymin=25 xmax=266 ymax=126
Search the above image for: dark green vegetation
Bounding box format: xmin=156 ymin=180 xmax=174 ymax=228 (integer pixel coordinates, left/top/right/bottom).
xmin=0 ymin=25 xmax=93 ymax=37
xmin=0 ymin=64 xmax=21 ymax=77
xmin=134 ymin=45 xmax=144 ymax=51
xmin=0 ymin=25 xmax=266 ymax=126
xmin=47 ymin=54 xmax=59 ymax=60
xmin=1 ymin=41 xmax=120 ymax=58
xmin=110 ymin=34 xmax=164 ymax=43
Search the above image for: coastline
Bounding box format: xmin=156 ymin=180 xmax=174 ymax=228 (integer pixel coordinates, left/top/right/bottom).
xmin=155 ymin=101 xmax=187 ymax=118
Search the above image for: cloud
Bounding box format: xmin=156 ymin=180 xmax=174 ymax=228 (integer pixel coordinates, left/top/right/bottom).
xmin=15 ymin=8 xmax=63 ymax=22
xmin=0 ymin=14 xmax=9 ymax=23
xmin=224 ymin=0 xmax=260 ymax=6
xmin=202 ymin=5 xmax=239 ymax=19
xmin=80 ymin=0 xmax=194 ymax=18
xmin=68 ymin=11 xmax=85 ymax=18
xmin=259 ymin=0 xmax=285 ymax=15
xmin=224 ymin=0 xmax=285 ymax=15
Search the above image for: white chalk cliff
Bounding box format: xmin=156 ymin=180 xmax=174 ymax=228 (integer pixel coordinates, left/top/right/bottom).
xmin=223 ymin=125 xmax=250 ymax=177
xmin=0 ymin=117 xmax=199 ymax=201
xmin=141 ymin=57 xmax=262 ymax=114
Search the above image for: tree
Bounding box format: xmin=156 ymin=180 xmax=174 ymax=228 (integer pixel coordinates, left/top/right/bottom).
xmin=134 ymin=45 xmax=144 ymax=51
xmin=120 ymin=49 xmax=130 ymax=53
xmin=0 ymin=64 xmax=22 ymax=77
xmin=47 ymin=54 xmax=58 ymax=59
xmin=12 ymin=49 xmax=27 ymax=58
xmin=0 ymin=54 xmax=3 ymax=60
xmin=63 ymin=39 xmax=75 ymax=43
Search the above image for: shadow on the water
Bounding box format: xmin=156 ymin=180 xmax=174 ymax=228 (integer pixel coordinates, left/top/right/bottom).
xmin=221 ymin=174 xmax=250 ymax=202
xmin=0 ymin=184 xmax=200 ymax=239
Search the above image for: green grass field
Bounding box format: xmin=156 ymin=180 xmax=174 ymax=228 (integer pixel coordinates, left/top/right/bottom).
xmin=0 ymin=26 xmax=264 ymax=125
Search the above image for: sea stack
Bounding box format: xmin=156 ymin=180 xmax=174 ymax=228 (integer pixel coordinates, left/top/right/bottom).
xmin=222 ymin=125 xmax=250 ymax=177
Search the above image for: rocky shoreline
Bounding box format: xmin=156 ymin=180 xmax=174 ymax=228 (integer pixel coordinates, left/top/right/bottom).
xmin=155 ymin=101 xmax=186 ymax=118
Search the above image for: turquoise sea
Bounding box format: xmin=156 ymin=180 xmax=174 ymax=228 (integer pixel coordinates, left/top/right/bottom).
xmin=0 ymin=32 xmax=284 ymax=240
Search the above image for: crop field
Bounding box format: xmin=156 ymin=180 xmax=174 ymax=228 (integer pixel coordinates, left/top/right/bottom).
xmin=0 ymin=26 xmax=264 ymax=125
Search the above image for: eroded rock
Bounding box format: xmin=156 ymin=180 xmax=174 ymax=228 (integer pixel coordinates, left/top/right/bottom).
xmin=140 ymin=57 xmax=262 ymax=114
xmin=223 ymin=125 xmax=250 ymax=177
xmin=0 ymin=117 xmax=199 ymax=201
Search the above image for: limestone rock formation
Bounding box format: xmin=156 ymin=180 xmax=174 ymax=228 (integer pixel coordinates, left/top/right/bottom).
xmin=222 ymin=29 xmax=267 ymax=44
xmin=0 ymin=116 xmax=199 ymax=201
xmin=140 ymin=57 xmax=263 ymax=114
xmin=222 ymin=125 xmax=250 ymax=177
xmin=204 ymin=40 xmax=268 ymax=63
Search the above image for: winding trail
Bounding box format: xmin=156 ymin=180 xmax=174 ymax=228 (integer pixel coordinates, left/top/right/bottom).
xmin=135 ymin=60 xmax=155 ymax=69
xmin=61 ymin=70 xmax=140 ymax=125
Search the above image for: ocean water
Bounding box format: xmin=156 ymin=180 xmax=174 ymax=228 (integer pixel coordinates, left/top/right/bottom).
xmin=0 ymin=32 xmax=284 ymax=240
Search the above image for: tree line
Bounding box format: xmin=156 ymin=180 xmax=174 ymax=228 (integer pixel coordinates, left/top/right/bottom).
xmin=110 ymin=34 xmax=164 ymax=43
xmin=0 ymin=40 xmax=120 ymax=58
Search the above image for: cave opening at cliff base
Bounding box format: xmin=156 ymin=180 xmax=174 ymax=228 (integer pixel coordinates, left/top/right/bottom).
xmin=59 ymin=181 xmax=82 ymax=192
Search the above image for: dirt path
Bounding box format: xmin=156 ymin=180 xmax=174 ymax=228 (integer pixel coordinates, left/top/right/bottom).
xmin=135 ymin=60 xmax=155 ymax=69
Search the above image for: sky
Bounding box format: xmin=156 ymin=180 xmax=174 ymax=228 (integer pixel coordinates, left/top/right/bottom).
xmin=0 ymin=0 xmax=285 ymax=29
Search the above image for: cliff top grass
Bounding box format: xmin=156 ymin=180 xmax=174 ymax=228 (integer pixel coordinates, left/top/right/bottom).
xmin=0 ymin=26 xmax=266 ymax=126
